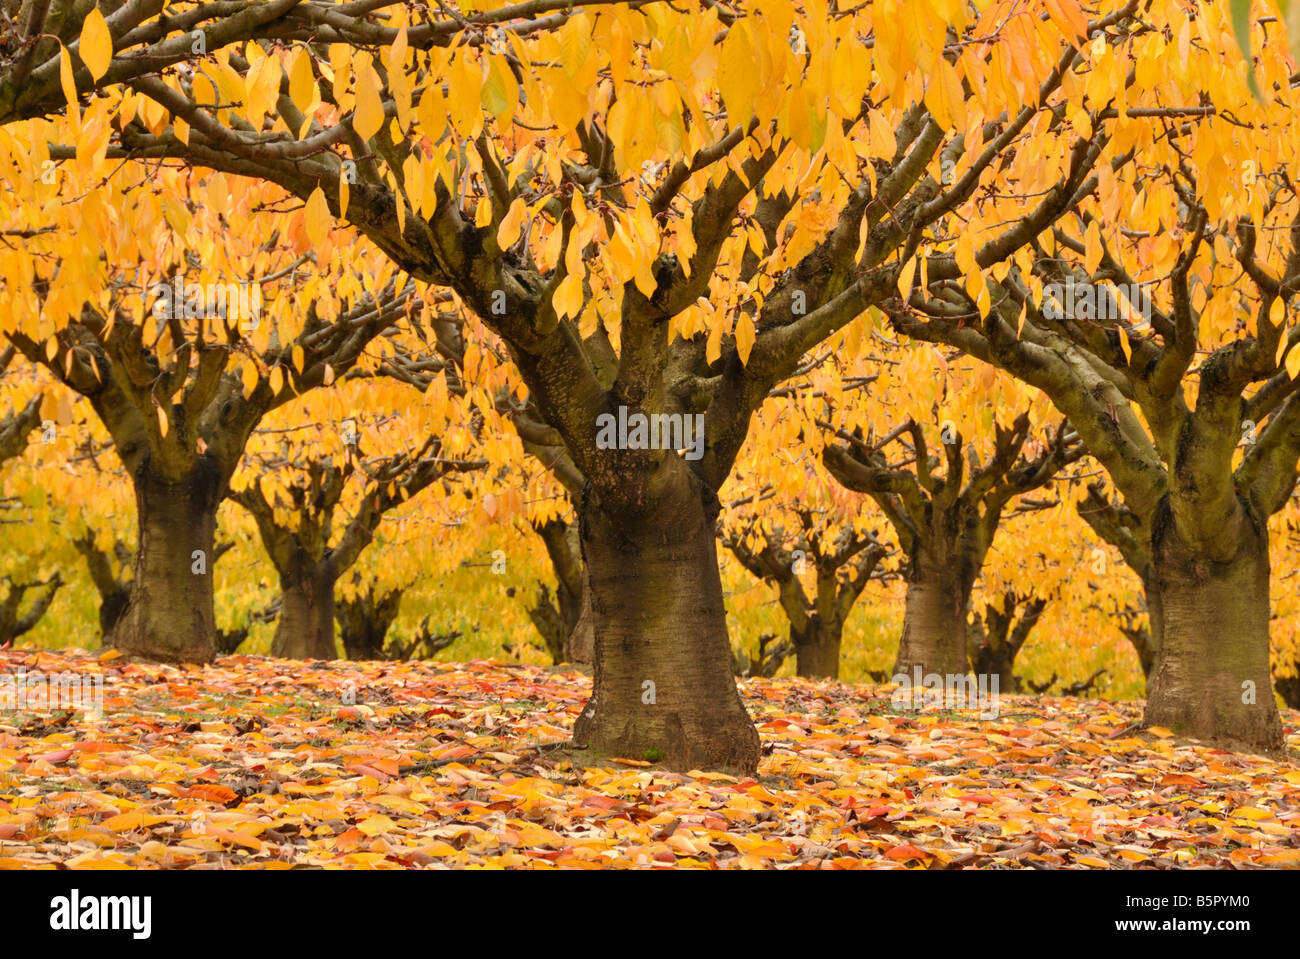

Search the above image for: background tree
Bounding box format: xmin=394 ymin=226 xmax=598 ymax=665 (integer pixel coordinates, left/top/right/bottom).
xmin=229 ymin=377 xmax=485 ymax=658
xmin=823 ymin=406 xmax=1083 ymax=678
xmin=721 ymin=500 xmax=888 ymax=680
xmin=0 ymin=154 xmax=422 ymax=661
xmin=888 ymin=13 xmax=1300 ymax=748
xmin=966 ymin=589 xmax=1049 ymax=692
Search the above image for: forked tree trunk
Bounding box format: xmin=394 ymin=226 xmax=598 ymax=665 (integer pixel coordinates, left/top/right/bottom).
xmin=894 ymin=567 xmax=970 ymax=679
xmin=969 ymin=642 xmax=1018 ymax=693
xmin=272 ymin=557 xmax=338 ymax=660
xmin=791 ymin=616 xmax=843 ymax=680
xmin=111 ymin=464 xmax=221 ymax=663
xmin=572 ymin=479 xmax=759 ymax=775
xmin=338 ymin=588 xmax=402 ymax=660
xmin=1144 ymin=507 xmax=1282 ymax=753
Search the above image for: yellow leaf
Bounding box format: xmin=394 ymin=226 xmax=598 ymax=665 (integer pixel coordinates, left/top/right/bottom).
xmin=289 ymin=47 xmax=317 ymax=116
xmin=1287 ymin=343 xmax=1300 ymax=380
xmin=897 ymin=255 xmax=918 ymax=299
xmin=156 ymin=403 xmax=169 ymax=438
xmin=552 ymin=273 xmax=583 ymax=320
xmin=352 ymin=56 xmax=385 ymax=141
xmin=79 ymin=8 xmax=113 ymax=83
xmin=718 ymin=22 xmax=755 ymax=123
xmin=496 ymin=196 xmax=527 ymax=249
xmin=59 ymin=46 xmax=79 ymax=112
xmin=304 ymin=186 xmax=330 ymax=247
xmin=735 ymin=313 xmax=756 ymax=366
xmin=357 ymin=814 xmax=397 ymax=837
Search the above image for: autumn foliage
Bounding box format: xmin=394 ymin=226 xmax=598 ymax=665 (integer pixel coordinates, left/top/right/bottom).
xmin=0 ymin=0 xmax=1299 ymax=871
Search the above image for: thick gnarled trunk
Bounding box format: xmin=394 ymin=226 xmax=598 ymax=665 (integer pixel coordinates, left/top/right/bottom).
xmin=1144 ymin=509 xmax=1282 ymax=753
xmin=894 ymin=569 xmax=970 ymax=679
xmin=272 ymin=557 xmax=338 ymax=660
xmin=111 ymin=465 xmax=220 ymax=663
xmin=792 ymin=616 xmax=843 ymax=680
xmin=572 ymin=479 xmax=759 ymax=775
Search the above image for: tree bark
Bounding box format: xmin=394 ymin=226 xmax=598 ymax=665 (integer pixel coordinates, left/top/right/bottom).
xmin=338 ymin=587 xmax=402 ymax=660
xmin=1144 ymin=504 xmax=1283 ymax=753
xmin=572 ymin=479 xmax=759 ymax=775
xmin=1121 ymin=573 xmax=1163 ymax=687
xmin=531 ymin=517 xmax=594 ymax=664
xmin=111 ymin=462 xmax=221 ymax=663
xmin=791 ymin=616 xmax=843 ymax=680
xmin=565 ymin=567 xmax=595 ymax=664
xmin=271 ymin=556 xmax=338 ymax=660
xmin=894 ymin=565 xmax=970 ymax=679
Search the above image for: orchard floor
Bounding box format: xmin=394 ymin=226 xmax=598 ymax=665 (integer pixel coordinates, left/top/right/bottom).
xmin=0 ymin=648 xmax=1297 ymax=869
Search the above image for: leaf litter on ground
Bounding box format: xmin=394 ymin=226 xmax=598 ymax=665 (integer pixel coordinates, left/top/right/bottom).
xmin=0 ymin=649 xmax=1297 ymax=869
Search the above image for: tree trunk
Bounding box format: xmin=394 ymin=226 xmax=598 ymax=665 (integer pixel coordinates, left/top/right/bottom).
xmin=1277 ymin=673 xmax=1300 ymax=711
xmin=272 ymin=557 xmax=338 ymax=660
xmin=338 ymin=588 xmax=402 ymax=660
xmin=111 ymin=464 xmax=221 ymax=663
xmin=1122 ymin=573 xmax=1163 ymax=687
xmin=969 ymin=641 xmax=1018 ymax=693
xmin=1144 ymin=506 xmax=1283 ymax=753
xmin=565 ymin=568 xmax=595 ymax=664
xmin=894 ymin=567 xmax=970 ymax=679
xmin=791 ymin=616 xmax=843 ymax=680
xmin=571 ymin=479 xmax=759 ymax=775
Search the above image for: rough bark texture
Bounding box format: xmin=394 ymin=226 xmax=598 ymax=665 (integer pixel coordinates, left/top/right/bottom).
xmin=1144 ymin=502 xmax=1283 ymax=753
xmin=896 ymin=565 xmax=971 ymax=679
xmin=272 ymin=556 xmax=338 ymax=660
xmin=572 ymin=480 xmax=759 ymax=775
xmin=565 ymin=569 xmax=596 ymax=664
xmin=111 ymin=461 xmax=222 ymax=663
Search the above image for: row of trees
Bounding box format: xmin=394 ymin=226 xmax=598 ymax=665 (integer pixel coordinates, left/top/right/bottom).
xmin=1 ymin=0 xmax=1298 ymax=773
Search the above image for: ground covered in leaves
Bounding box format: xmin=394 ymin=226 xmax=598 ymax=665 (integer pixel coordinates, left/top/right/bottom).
xmin=1 ymin=649 xmax=1298 ymax=869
